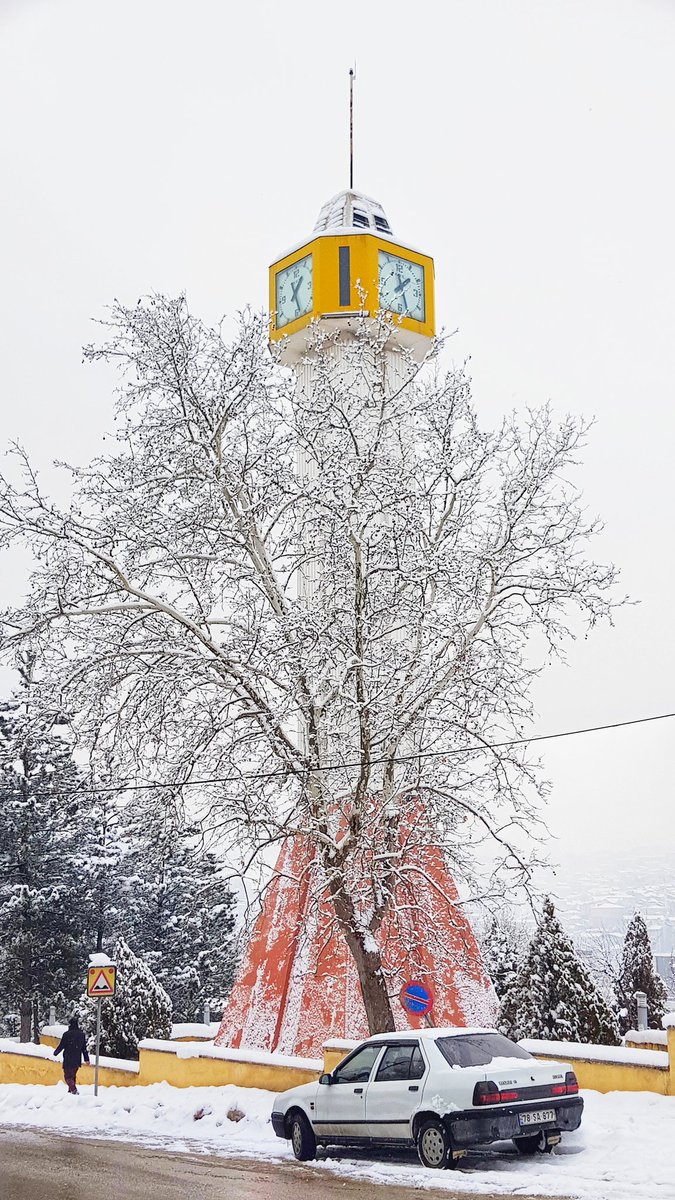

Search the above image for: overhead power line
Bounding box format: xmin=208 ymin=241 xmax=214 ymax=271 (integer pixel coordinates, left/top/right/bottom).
xmin=10 ymin=709 xmax=674 ymax=800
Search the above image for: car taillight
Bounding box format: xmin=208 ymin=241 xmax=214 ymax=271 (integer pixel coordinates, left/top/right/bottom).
xmin=472 ymin=1081 xmax=522 ymax=1105
xmin=565 ymin=1071 xmax=579 ymax=1095
xmin=473 ymin=1080 xmax=501 ymax=1105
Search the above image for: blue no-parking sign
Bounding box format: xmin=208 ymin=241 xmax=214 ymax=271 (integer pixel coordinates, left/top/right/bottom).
xmin=400 ymin=980 xmax=434 ymax=1016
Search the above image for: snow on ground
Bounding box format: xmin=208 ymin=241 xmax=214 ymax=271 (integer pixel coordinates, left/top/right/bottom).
xmin=0 ymin=1082 xmax=673 ymax=1200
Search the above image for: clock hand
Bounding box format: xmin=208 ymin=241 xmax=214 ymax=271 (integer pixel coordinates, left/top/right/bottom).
xmin=291 ymin=279 xmax=303 ymax=311
xmin=393 ymin=276 xmax=412 ymax=295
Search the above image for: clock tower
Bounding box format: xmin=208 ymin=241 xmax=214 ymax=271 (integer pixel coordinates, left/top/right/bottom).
xmin=269 ymin=190 xmax=435 ymax=363
xmin=214 ymin=187 xmax=498 ymax=1060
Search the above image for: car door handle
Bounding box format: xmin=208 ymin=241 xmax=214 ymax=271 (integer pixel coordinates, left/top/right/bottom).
xmin=408 ymin=1085 xmax=419 ymax=1092
xmin=354 ymin=1087 xmax=364 ymax=1095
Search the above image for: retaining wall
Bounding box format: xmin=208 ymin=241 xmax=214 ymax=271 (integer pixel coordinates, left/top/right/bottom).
xmin=3 ymin=1016 xmax=675 ymax=1095
xmin=520 ymin=1022 xmax=675 ymax=1096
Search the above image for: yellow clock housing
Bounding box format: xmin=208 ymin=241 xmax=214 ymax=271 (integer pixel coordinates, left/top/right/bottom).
xmin=269 ymin=191 xmax=435 ymax=363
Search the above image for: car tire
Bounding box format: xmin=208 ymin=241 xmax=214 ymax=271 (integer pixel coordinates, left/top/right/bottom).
xmin=416 ymin=1118 xmax=454 ymax=1170
xmin=289 ymin=1111 xmax=317 ymax=1162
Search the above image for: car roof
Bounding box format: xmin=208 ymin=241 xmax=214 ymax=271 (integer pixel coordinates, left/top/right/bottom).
xmin=362 ymin=1027 xmax=498 ymax=1043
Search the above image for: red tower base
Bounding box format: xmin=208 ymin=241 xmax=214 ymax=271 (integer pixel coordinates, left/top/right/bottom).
xmin=216 ymin=818 xmax=498 ymax=1059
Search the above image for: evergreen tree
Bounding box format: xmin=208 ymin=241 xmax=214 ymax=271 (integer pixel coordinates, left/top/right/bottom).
xmin=85 ymin=937 xmax=172 ymax=1059
xmin=501 ymin=897 xmax=619 ymax=1045
xmin=615 ymin=912 xmax=667 ymax=1035
xmin=480 ymin=915 xmax=526 ymax=1001
xmin=0 ymin=663 xmax=91 ymax=1040
xmin=119 ymin=812 xmax=237 ymax=1021
xmin=80 ymin=774 xmax=128 ymax=956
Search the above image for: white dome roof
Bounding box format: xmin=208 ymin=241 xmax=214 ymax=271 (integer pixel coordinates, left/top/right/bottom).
xmin=313 ymin=190 xmax=394 ymax=238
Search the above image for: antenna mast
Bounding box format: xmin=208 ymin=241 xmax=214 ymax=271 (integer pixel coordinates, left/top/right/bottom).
xmin=349 ymin=66 xmax=355 ymax=189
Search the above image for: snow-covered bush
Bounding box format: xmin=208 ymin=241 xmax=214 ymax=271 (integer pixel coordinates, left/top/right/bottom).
xmin=83 ymin=937 xmax=172 ymax=1059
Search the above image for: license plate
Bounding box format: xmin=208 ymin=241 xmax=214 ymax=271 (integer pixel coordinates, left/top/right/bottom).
xmin=518 ymin=1108 xmax=555 ymax=1127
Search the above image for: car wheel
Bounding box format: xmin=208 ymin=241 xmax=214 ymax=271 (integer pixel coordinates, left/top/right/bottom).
xmin=289 ymin=1111 xmax=317 ymax=1162
xmin=417 ymin=1118 xmax=453 ymax=1170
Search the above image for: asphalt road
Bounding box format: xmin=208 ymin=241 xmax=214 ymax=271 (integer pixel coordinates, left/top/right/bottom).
xmin=0 ymin=1127 xmax=560 ymax=1200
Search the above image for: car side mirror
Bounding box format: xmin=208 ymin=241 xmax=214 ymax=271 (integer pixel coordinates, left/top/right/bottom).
xmin=319 ymin=1072 xmax=333 ymax=1085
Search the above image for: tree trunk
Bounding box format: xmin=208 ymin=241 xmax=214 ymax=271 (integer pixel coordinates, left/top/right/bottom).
xmin=327 ymin=872 xmax=396 ymax=1033
xmin=19 ymin=997 xmax=31 ymax=1043
xmin=32 ymin=997 xmax=40 ymax=1044
xmin=342 ymin=928 xmax=396 ymax=1034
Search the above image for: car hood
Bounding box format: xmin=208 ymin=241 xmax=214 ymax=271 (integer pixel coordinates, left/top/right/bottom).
xmin=271 ymin=1080 xmax=319 ymax=1112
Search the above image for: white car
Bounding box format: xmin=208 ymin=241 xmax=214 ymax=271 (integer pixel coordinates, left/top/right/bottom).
xmin=271 ymin=1027 xmax=583 ymax=1169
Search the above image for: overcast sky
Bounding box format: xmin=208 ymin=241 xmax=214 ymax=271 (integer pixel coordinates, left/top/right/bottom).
xmin=1 ymin=0 xmax=673 ymax=872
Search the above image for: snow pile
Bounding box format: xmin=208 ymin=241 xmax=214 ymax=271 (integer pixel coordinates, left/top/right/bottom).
xmin=624 ymin=1029 xmax=667 ymax=1047
xmin=520 ymin=1038 xmax=669 ymax=1069
xmin=0 ymin=1038 xmax=55 ymax=1060
xmin=0 ymin=1083 xmax=673 ymax=1198
xmin=0 ymin=1081 xmax=273 ymax=1154
xmin=40 ymin=1025 xmax=67 ymax=1040
xmin=323 ymin=1038 xmax=359 ymax=1052
xmin=170 ymin=1023 xmax=221 ymax=1040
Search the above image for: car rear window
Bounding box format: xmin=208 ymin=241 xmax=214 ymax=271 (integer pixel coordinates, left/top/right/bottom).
xmin=435 ymin=1033 xmax=533 ymax=1068
xmin=375 ymin=1043 xmax=426 ymax=1082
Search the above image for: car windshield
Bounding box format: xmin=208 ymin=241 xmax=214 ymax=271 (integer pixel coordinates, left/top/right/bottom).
xmin=435 ymin=1033 xmax=533 ymax=1068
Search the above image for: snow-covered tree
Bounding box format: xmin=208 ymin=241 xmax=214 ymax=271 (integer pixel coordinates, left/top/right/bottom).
xmin=0 ymin=659 xmax=90 ymax=1040
xmin=615 ymin=912 xmax=667 ymax=1034
xmin=501 ymin=897 xmax=619 ymax=1045
xmin=0 ymin=297 xmax=622 ymax=1034
xmin=479 ymin=914 xmax=527 ymax=1001
xmin=81 ymin=771 xmax=128 ymax=956
xmin=119 ymin=812 xmax=237 ymax=1020
xmin=577 ymin=927 xmax=622 ymax=1007
xmin=85 ymin=937 xmax=172 ymax=1059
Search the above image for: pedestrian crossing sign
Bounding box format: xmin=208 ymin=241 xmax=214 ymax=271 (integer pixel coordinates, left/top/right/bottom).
xmin=87 ymin=964 xmax=117 ymax=998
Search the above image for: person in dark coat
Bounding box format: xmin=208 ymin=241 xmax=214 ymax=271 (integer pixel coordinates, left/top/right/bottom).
xmin=53 ymin=1016 xmax=90 ymax=1094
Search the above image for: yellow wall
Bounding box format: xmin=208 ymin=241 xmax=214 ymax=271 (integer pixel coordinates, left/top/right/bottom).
xmin=323 ymin=1045 xmax=352 ymax=1074
xmin=0 ymin=1051 xmax=138 ymax=1089
xmin=5 ymin=1044 xmax=318 ymax=1093
xmin=138 ymin=1048 xmax=318 ymax=1092
xmin=5 ymin=1027 xmax=675 ymax=1096
xmin=529 ymin=1045 xmax=673 ymax=1097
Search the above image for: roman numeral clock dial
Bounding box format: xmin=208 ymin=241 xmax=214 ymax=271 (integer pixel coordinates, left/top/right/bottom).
xmin=275 ymin=254 xmax=313 ymax=328
xmin=378 ymin=250 xmax=425 ymax=322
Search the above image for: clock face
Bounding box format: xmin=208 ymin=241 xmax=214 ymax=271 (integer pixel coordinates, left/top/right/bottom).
xmin=378 ymin=251 xmax=425 ymax=322
xmin=275 ymin=254 xmax=313 ymax=328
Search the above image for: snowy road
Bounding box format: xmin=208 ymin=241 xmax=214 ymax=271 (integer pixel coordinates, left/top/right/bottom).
xmin=0 ymin=1128 xmax=530 ymax=1200
xmin=0 ymin=1082 xmax=673 ymax=1200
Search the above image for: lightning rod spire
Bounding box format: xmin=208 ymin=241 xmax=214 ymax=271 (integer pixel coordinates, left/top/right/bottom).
xmin=349 ymin=66 xmax=355 ymax=189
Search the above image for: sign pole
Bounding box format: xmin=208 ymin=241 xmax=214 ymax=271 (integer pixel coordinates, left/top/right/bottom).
xmin=94 ymin=996 xmax=102 ymax=1097
xmin=87 ymin=953 xmax=117 ymax=1095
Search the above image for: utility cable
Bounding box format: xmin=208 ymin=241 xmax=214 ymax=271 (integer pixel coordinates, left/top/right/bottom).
xmin=6 ymin=709 xmax=673 ymax=799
